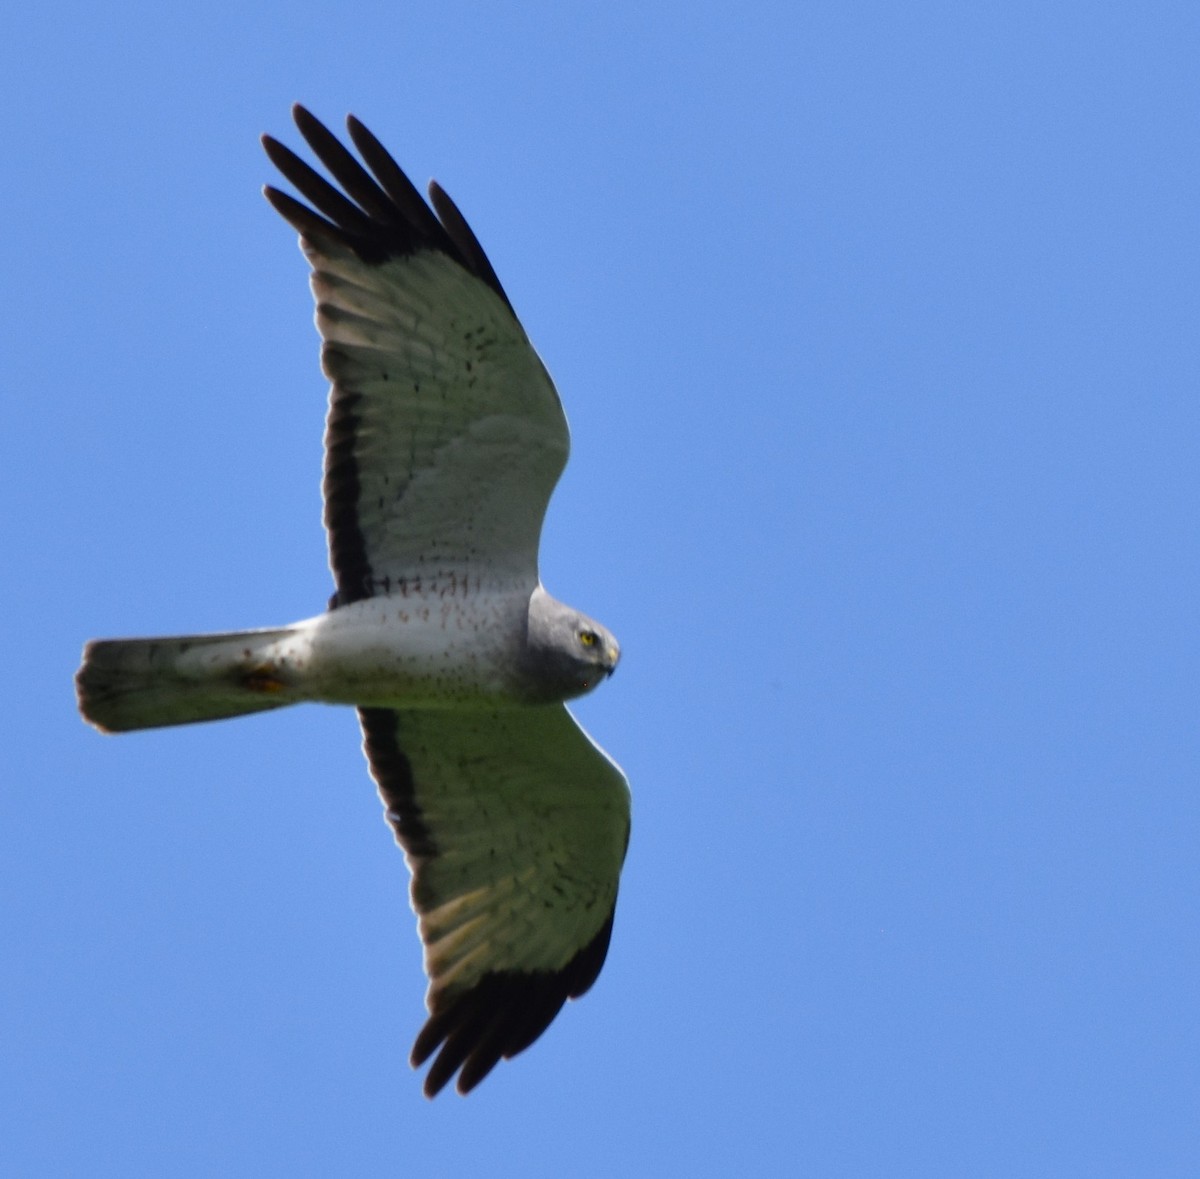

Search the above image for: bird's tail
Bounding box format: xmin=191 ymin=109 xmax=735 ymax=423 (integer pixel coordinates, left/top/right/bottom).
xmin=76 ymin=626 xmax=301 ymax=733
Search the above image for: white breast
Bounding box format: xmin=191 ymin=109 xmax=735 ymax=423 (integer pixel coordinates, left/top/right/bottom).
xmin=281 ymin=586 xmax=531 ymax=708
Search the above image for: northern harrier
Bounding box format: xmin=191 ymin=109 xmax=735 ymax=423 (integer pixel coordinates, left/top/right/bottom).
xmin=75 ymin=106 xmax=629 ymax=1097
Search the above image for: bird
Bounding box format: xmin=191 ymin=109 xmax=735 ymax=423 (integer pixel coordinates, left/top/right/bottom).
xmin=74 ymin=105 xmax=630 ymax=1098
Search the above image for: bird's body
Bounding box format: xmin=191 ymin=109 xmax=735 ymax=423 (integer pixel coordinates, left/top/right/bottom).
xmin=79 ymin=584 xmax=613 ymax=729
xmin=75 ymin=106 xmax=629 ymax=1097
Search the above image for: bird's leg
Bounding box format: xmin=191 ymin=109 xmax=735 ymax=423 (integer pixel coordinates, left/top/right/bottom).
xmin=241 ymin=665 xmax=288 ymax=693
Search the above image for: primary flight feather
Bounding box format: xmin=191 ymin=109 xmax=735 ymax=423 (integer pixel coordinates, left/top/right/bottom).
xmin=75 ymin=105 xmax=629 ymax=1098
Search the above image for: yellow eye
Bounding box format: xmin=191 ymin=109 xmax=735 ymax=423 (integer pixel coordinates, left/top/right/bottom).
xmin=579 ymin=630 xmax=598 ymax=648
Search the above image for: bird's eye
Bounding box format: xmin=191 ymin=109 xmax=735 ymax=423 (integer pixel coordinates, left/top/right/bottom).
xmin=580 ymin=630 xmax=598 ymax=648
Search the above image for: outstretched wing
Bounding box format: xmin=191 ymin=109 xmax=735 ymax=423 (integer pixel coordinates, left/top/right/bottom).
xmin=359 ymin=705 xmax=631 ymax=1096
xmin=263 ymin=106 xmax=568 ymax=605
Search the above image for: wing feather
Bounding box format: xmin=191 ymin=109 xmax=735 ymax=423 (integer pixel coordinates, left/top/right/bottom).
xmin=359 ymin=705 xmax=629 ymax=1096
xmin=263 ymin=108 xmax=567 ymax=604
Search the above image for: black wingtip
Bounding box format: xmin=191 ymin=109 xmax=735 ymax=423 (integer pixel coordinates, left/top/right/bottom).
xmin=261 ymin=184 xmax=341 ymax=252
xmin=427 ymin=181 xmax=513 ymax=312
xmin=410 ymin=907 xmax=618 ymax=1097
xmin=262 ymin=106 xmax=516 ymax=312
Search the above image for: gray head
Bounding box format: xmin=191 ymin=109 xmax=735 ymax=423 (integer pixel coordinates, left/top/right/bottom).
xmin=520 ymin=586 xmax=620 ymax=702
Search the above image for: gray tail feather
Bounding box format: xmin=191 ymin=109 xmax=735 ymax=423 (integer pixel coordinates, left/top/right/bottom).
xmin=76 ymin=627 xmax=297 ymax=733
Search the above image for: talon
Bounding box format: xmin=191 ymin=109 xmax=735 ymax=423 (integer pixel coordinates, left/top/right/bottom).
xmin=243 ymin=666 xmax=286 ymax=693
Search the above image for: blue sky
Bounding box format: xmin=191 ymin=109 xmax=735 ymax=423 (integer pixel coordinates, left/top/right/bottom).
xmin=4 ymin=2 xmax=1199 ymax=1174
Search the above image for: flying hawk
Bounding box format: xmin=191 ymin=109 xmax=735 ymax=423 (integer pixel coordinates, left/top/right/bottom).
xmin=75 ymin=106 xmax=630 ymax=1097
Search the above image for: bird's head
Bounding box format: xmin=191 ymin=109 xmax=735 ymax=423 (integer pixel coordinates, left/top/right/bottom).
xmin=522 ymin=588 xmax=620 ymax=701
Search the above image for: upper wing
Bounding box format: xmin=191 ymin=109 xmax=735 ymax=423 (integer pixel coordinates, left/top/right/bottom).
xmin=263 ymin=106 xmax=568 ymax=605
xmin=359 ymin=704 xmax=631 ymax=1097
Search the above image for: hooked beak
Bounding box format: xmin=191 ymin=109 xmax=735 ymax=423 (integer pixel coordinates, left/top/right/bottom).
xmin=604 ymin=641 xmax=621 ymax=677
